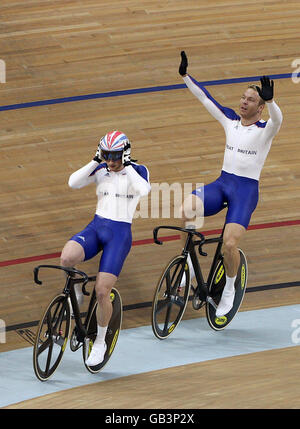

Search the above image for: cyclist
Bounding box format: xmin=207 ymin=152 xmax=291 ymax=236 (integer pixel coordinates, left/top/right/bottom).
xmin=178 ymin=51 xmax=283 ymax=317
xmin=60 ymin=131 xmax=151 ymax=366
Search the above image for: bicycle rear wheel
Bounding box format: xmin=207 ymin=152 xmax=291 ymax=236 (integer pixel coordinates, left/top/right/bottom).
xmin=152 ymin=255 xmax=190 ymax=339
xmin=83 ymin=288 xmax=122 ymax=373
xmin=33 ymin=294 xmax=71 ymax=381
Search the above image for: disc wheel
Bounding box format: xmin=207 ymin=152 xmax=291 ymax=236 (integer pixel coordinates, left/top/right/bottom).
xmin=152 ymin=255 xmax=190 ymax=339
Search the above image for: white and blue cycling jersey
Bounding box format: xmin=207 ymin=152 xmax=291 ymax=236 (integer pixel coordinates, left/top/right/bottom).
xmin=68 ymin=161 xmax=150 ymax=276
xmin=68 ymin=161 xmax=150 ymax=224
xmin=183 ymin=74 xmax=283 ymax=228
xmin=184 ymin=74 xmax=283 ymax=181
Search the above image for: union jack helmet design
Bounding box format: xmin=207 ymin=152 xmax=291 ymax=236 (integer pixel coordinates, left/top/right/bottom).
xmin=99 ymin=130 xmax=129 ymax=152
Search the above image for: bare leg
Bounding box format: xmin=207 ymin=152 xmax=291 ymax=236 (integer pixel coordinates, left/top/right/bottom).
xmin=95 ymin=272 xmax=118 ymax=327
xmin=60 ymin=240 xmax=85 ymax=268
xmin=222 ymin=223 xmax=246 ymax=276
xmin=216 ymin=223 xmax=246 ymax=317
xmin=85 ymin=272 xmax=118 ymax=366
xmin=60 ymin=240 xmax=85 ymax=307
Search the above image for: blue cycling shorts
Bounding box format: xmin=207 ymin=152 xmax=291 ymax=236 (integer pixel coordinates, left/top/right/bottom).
xmin=192 ymin=170 xmax=259 ymax=229
xmin=70 ymin=215 xmax=132 ymax=277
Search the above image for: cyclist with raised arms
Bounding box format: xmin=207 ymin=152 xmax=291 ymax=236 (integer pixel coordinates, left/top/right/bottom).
xmin=60 ymin=131 xmax=150 ymax=366
xmin=178 ymin=51 xmax=282 ymax=317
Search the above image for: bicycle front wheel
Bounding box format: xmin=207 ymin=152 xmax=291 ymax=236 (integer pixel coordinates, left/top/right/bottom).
xmin=33 ymin=294 xmax=71 ymax=381
xmin=152 ymin=255 xmax=190 ymax=339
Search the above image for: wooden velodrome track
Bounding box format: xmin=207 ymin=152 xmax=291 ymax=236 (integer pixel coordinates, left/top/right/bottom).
xmin=1 ymin=0 xmax=300 ymax=409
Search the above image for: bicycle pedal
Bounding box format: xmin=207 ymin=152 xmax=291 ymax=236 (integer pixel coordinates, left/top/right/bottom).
xmin=70 ymin=339 xmax=82 ymax=352
xmin=192 ymin=296 xmax=205 ymax=310
xmin=206 ymin=296 xmax=218 ymax=310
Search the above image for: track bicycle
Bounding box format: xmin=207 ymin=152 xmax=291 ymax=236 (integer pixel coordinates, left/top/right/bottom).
xmin=151 ymin=220 xmax=248 ymax=339
xmin=32 ymin=265 xmax=122 ymax=381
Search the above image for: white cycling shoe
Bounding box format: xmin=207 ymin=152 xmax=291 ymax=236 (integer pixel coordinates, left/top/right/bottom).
xmin=85 ymin=342 xmax=107 ymax=367
xmin=215 ymin=288 xmax=235 ymax=317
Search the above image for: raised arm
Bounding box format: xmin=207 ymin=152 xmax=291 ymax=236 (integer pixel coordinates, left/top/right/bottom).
xmin=256 ymin=76 xmax=283 ymax=137
xmin=179 ymin=51 xmax=239 ymax=127
xmin=183 ymin=75 xmax=229 ymax=125
xmin=265 ymin=100 xmax=283 ymax=137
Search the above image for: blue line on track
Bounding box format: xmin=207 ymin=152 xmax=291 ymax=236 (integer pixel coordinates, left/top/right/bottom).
xmin=0 ymin=72 xmax=294 ymax=112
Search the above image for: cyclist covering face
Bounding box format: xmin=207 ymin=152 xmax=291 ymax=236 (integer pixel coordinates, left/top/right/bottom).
xmin=60 ymin=130 xmax=151 ymax=366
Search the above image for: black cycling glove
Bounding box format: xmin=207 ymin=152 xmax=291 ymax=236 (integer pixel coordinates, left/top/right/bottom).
xmin=93 ymin=143 xmax=102 ymax=163
xmin=179 ymin=51 xmax=188 ymax=76
xmin=256 ymin=76 xmax=274 ymax=101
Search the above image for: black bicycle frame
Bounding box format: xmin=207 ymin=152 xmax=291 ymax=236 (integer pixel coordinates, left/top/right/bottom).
xmin=65 ymin=274 xmax=99 ymax=343
xmin=190 ymin=233 xmax=225 ymax=301
xmin=153 ymin=224 xmax=225 ymax=302
xmin=34 ymin=265 xmax=97 ymax=344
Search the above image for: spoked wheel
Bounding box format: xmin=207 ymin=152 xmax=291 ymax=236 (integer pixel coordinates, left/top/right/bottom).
xmin=83 ymin=288 xmax=122 ymax=374
xmin=152 ymin=255 xmax=190 ymax=339
xmin=33 ymin=294 xmax=71 ymax=381
xmin=206 ymin=249 xmax=248 ymax=330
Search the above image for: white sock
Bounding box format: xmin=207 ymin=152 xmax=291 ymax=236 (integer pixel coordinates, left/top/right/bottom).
xmin=224 ymin=275 xmax=236 ymax=292
xmin=215 ymin=275 xmax=236 ymax=317
xmin=95 ymin=325 xmax=108 ymax=344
